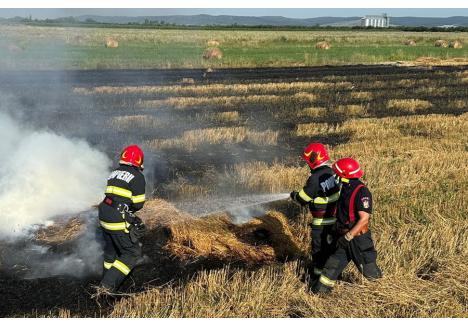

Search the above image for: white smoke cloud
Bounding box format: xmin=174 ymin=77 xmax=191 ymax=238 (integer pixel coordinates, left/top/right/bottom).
xmin=0 ymin=111 xmax=111 ymax=238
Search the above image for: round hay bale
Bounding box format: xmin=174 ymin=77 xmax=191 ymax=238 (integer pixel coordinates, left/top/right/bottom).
xmin=105 ymin=38 xmax=119 ymax=48
xmin=207 ymin=40 xmax=220 ymax=47
xmin=315 ymin=41 xmax=331 ymax=50
xmin=434 ymin=40 xmax=448 ymax=48
xmin=203 ymin=47 xmax=223 ymax=60
xmin=449 ymin=40 xmax=463 ymax=49
xmin=404 ymin=39 xmax=416 ymax=46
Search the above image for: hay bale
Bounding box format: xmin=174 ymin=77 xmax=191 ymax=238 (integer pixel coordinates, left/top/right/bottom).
xmin=105 ymin=38 xmax=119 ymax=48
xmin=207 ymin=40 xmax=220 ymax=47
xmin=404 ymin=39 xmax=416 ymax=46
xmin=203 ymin=48 xmax=223 ymax=60
xmin=434 ymin=40 xmax=448 ymax=48
xmin=449 ymin=40 xmax=463 ymax=49
xmin=315 ymin=41 xmax=331 ymax=50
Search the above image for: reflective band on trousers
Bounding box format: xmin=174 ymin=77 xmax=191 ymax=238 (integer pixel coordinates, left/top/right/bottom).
xmin=99 ymin=220 xmax=130 ymax=233
xmin=319 ymin=275 xmax=336 ymax=287
xmin=105 ymin=186 xmax=145 ymax=204
xmin=311 ymin=217 xmax=337 ymax=226
xmin=112 ymin=260 xmax=131 ymax=275
xmin=313 ymin=267 xmax=323 ymax=275
xmin=104 ymin=261 xmax=113 ymax=270
xmin=298 ymin=190 xmax=340 ymax=204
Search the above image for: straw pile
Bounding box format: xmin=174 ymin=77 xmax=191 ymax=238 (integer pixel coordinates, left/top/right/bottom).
xmin=34 ymin=217 xmax=85 ymax=245
xmin=30 ymin=199 xmax=303 ymax=266
xmin=315 ymin=41 xmax=331 ymax=50
xmin=105 ymin=38 xmax=119 ymax=48
xmin=203 ymin=48 xmax=223 ymax=60
xmin=164 ymin=211 xmax=304 ymax=265
xmin=434 ymin=40 xmax=448 ymax=48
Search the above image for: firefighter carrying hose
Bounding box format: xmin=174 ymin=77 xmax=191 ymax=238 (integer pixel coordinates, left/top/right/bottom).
xmin=311 ymin=157 xmax=382 ymax=294
xmin=99 ymin=145 xmax=147 ymax=292
xmin=290 ymin=143 xmax=340 ymax=282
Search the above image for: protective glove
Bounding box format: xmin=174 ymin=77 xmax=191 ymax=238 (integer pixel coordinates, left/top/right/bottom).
xmin=129 ymin=219 xmax=147 ymax=243
xmin=337 ymin=235 xmax=351 ymax=249
xmin=290 ymin=191 xmax=299 ymax=202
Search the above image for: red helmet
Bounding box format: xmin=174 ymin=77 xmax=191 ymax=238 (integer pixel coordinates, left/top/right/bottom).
xmin=120 ymin=145 xmax=144 ymax=170
xmin=332 ymin=157 xmax=364 ymax=179
xmin=301 ymin=143 xmax=330 ymax=169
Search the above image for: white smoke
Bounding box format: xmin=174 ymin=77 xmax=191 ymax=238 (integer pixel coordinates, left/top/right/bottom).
xmin=0 ymin=111 xmax=111 ymax=239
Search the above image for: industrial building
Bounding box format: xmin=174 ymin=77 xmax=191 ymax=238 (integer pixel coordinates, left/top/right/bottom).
xmin=361 ymin=14 xmax=390 ymax=28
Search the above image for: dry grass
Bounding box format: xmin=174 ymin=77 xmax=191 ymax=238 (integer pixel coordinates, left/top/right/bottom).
xmin=34 ymin=217 xmax=85 ymax=245
xmin=73 ymin=81 xmax=353 ymax=97
xmin=449 ymin=99 xmax=467 ymax=109
xmin=210 ymin=111 xmax=240 ymax=122
xmin=227 ymin=161 xmax=306 ymax=193
xmin=349 ymin=91 xmax=373 ymax=101
xmin=297 ymin=107 xmax=327 ymax=118
xmin=110 ymin=112 xmax=468 ymax=318
xmin=334 ymin=104 xmax=367 ymax=117
xmin=146 ymin=127 xmax=279 ymax=151
xmin=387 ymin=99 xmax=433 ymax=113
xmin=109 ymin=115 xmax=161 ymax=130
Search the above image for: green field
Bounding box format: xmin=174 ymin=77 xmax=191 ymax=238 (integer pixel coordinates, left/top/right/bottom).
xmin=0 ymin=25 xmax=467 ymax=69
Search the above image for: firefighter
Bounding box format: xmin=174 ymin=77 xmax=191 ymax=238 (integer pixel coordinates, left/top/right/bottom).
xmin=290 ymin=143 xmax=341 ymax=281
xmin=99 ymin=144 xmax=147 ymax=292
xmin=311 ymin=157 xmax=382 ymax=294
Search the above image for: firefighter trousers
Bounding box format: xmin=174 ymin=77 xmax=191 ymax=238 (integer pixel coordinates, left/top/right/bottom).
xmin=312 ymin=231 xmax=382 ymax=293
xmin=310 ymin=225 xmax=335 ymax=278
xmin=100 ymin=230 xmax=142 ymax=291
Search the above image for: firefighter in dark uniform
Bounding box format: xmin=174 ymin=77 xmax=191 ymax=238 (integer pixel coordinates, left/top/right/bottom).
xmin=312 ymin=157 xmax=382 ymax=294
xmin=99 ymin=144 xmax=147 ymax=291
xmin=290 ymin=143 xmax=341 ymax=281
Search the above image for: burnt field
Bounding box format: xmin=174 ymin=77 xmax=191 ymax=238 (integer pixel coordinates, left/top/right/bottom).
xmin=1 ymin=64 xmax=467 ymax=205
xmin=0 ymin=64 xmax=467 ymax=317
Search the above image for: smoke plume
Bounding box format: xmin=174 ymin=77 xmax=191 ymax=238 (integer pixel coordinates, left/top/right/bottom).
xmin=0 ymin=111 xmax=111 ymax=239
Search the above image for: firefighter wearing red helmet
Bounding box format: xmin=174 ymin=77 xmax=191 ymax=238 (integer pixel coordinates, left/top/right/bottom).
xmin=98 ymin=145 xmax=147 ymax=292
xmin=290 ymin=143 xmax=340 ymax=282
xmin=311 ymin=157 xmax=382 ymax=294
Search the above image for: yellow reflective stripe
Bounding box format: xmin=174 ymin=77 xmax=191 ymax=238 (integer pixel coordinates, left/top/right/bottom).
xmin=313 ymin=267 xmax=323 ymax=276
xmin=103 ymin=261 xmax=113 ymax=270
xmin=131 ymin=194 xmax=145 ymax=203
xmin=298 ymin=189 xmax=313 ymax=202
xmin=311 ymin=217 xmax=337 ymax=226
xmin=313 ymin=192 xmax=340 ymax=204
xmin=99 ymin=220 xmax=130 ymax=232
xmin=319 ymin=275 xmax=336 ymax=287
xmin=106 ymin=186 xmax=132 ymax=199
xmin=341 ymin=178 xmax=350 ymax=183
xmin=112 ymin=260 xmax=131 ymax=275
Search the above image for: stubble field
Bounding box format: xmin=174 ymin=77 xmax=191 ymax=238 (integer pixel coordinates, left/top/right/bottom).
xmin=0 ymin=62 xmax=466 ymax=317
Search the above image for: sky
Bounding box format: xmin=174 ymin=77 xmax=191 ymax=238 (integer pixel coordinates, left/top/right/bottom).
xmin=1 ymin=8 xmax=468 ymax=19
